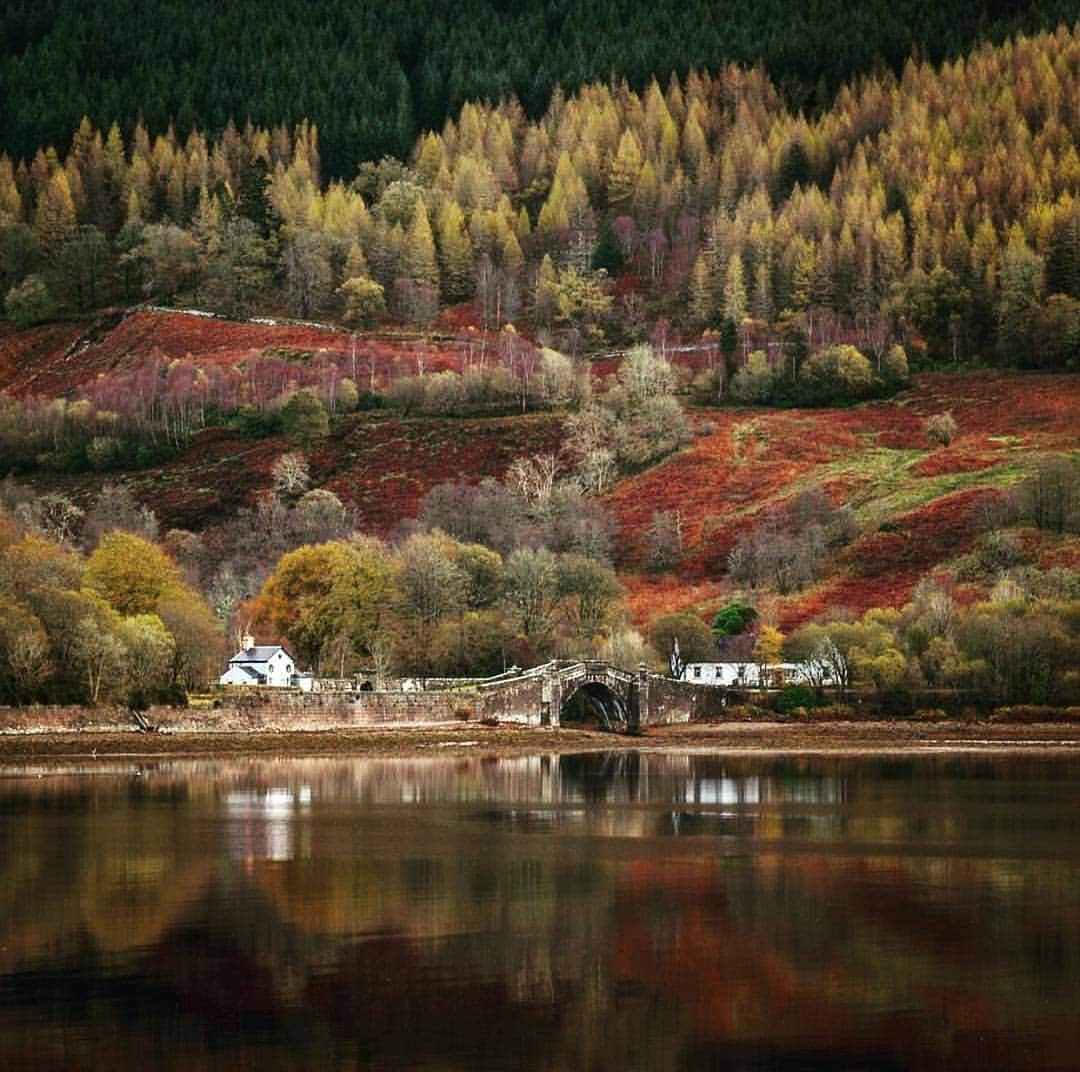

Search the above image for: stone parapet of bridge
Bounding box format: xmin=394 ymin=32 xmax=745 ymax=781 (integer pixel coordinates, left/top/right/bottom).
xmin=471 ymin=661 xmax=729 ymax=731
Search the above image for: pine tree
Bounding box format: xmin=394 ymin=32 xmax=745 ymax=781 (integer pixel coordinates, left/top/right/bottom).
xmin=404 ymin=199 xmax=439 ymax=290
xmin=790 ymin=238 xmax=816 ymax=311
xmin=688 ymin=253 xmax=714 ymax=329
xmin=515 ymin=205 xmax=532 ymax=242
xmin=344 ymin=241 xmax=368 ymax=280
xmin=0 ymin=156 xmax=21 ymax=225
xmin=534 ymin=254 xmax=559 ymax=327
xmin=101 ymin=122 xmax=128 ymax=237
xmin=752 ymin=260 xmax=774 ymax=323
xmin=607 ymin=129 xmax=643 ymax=207
xmin=722 ymin=253 xmax=747 ymax=325
xmin=368 ymin=216 xmax=401 ymax=291
xmin=997 ymin=224 xmax=1044 ymax=362
xmin=811 ymin=234 xmax=837 ymax=312
xmin=34 ymin=171 xmax=77 ymax=263
xmin=436 ymin=199 xmax=474 ymax=300
xmin=415 ymin=132 xmax=444 ymax=185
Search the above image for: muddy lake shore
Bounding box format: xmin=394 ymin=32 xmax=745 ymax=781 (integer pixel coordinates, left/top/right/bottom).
xmin=2 ymin=719 xmax=1079 ymax=762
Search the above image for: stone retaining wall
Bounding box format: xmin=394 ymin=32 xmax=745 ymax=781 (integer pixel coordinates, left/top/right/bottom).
xmin=0 ymin=688 xmax=495 ymax=733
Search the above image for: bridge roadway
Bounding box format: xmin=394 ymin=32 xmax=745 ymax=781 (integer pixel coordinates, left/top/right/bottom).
xmin=471 ymin=660 xmax=727 ymax=732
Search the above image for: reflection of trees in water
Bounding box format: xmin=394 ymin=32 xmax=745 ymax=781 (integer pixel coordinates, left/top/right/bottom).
xmin=1 ymin=757 xmax=1079 ymax=1069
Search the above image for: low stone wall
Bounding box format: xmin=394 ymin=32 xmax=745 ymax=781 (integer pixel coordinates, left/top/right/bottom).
xmin=0 ymin=688 xmax=494 ymax=734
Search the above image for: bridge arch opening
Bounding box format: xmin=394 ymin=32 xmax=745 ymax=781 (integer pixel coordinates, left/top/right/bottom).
xmin=561 ymin=681 xmax=629 ymax=732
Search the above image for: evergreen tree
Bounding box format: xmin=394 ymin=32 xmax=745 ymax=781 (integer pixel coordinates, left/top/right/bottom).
xmin=997 ymin=225 xmax=1045 ymax=364
xmin=404 ymin=199 xmax=438 ymax=289
xmin=688 ymin=253 xmax=714 ymax=330
xmin=722 ymin=253 xmax=747 ymax=325
xmin=436 ymin=199 xmax=474 ymax=301
xmin=607 ymin=129 xmax=643 ymax=207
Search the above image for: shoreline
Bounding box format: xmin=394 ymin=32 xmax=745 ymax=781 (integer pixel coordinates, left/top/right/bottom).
xmin=2 ymin=720 xmax=1080 ymax=762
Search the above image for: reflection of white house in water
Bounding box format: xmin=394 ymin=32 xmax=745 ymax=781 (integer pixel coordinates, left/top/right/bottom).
xmin=681 ymin=662 xmax=835 ymax=688
xmin=219 ymin=635 xmax=300 ymax=687
xmin=226 ymin=785 xmax=312 ymax=862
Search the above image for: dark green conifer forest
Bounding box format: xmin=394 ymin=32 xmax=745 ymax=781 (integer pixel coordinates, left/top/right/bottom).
xmin=1 ymin=1 xmax=1075 ymax=178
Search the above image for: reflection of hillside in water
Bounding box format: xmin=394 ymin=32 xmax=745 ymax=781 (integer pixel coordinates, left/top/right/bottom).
xmin=0 ymin=754 xmax=1078 ymax=1069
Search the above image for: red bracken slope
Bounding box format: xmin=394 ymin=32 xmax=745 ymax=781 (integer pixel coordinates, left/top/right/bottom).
xmin=3 ymin=309 xmax=1076 ymax=633
xmin=0 ymin=309 xmax=492 ymax=398
xmin=609 ymin=371 xmax=1079 ymax=630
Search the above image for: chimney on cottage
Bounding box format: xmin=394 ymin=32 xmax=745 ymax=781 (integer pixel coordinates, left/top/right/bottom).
xmin=242 ymin=633 xmax=255 ymax=652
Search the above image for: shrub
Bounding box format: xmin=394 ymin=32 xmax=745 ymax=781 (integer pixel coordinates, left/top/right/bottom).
xmin=232 ymin=405 xmax=283 ymax=438
xmin=730 ymin=350 xmax=777 ymax=403
xmin=925 ymin=411 xmax=958 ymax=447
xmin=880 ymin=344 xmax=910 ymax=388
xmin=690 ymin=368 xmax=723 ymax=405
xmin=356 ymin=389 xmax=383 ymax=410
xmin=776 ymin=684 xmax=815 ymax=714
xmin=976 ymin=530 xmax=1029 ymax=573
xmin=4 ymin=276 xmax=56 ymax=328
xmin=281 ymin=389 xmax=329 ymax=449
xmin=799 ymin=344 xmax=875 ymax=404
xmin=86 ymin=435 xmax=124 ymax=471
xmin=336 ymin=377 xmax=360 ymax=412
xmin=385 ymin=375 xmax=427 ymax=415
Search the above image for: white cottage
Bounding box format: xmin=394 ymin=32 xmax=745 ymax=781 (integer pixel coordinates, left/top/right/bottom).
xmin=220 ymin=635 xmax=298 ymax=688
xmin=681 ymin=662 xmax=834 ymax=688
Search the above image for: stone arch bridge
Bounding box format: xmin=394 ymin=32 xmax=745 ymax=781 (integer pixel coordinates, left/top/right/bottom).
xmin=472 ymin=660 xmax=726 ymax=732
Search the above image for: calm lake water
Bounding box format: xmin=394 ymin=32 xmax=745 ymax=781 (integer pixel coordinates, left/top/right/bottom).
xmin=1 ymin=750 xmax=1079 ymax=1070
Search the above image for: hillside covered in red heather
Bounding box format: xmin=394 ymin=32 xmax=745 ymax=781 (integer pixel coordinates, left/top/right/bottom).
xmin=2 ymin=311 xmax=1077 ymax=638
xmin=606 ymin=371 xmax=1079 ymax=630
xmin=0 ymin=308 xmax=487 ymax=400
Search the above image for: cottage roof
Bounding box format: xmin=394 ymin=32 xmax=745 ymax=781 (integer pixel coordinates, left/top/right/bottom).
xmin=714 ymin=634 xmax=755 ymax=661
xmin=228 ymin=645 xmax=292 ymax=666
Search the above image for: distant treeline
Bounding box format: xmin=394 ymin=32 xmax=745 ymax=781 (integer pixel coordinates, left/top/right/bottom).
xmin=1 ymin=1 xmax=1075 ymax=178
xmin=2 ymin=26 xmax=1079 ymax=369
